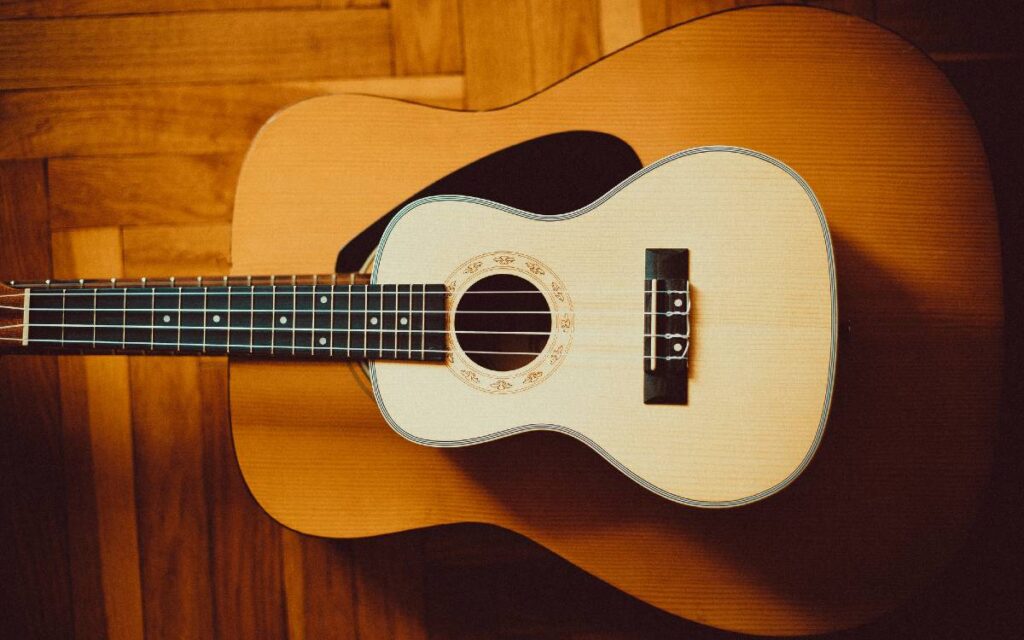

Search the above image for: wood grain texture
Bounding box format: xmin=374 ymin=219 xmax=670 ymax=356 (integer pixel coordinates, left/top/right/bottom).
xmin=229 ymin=7 xmax=1002 ymax=634
xmin=201 ymin=358 xmax=288 ymax=640
xmin=131 ymin=357 xmax=216 ymax=640
xmin=122 ymin=223 xmax=231 ymax=276
xmin=0 ymin=160 xmax=74 ymax=639
xmin=461 ymin=0 xmax=535 ymax=109
xmin=0 ymin=9 xmax=392 ymax=90
xmin=391 ymin=0 xmax=463 ymax=75
xmin=0 ymin=0 xmax=318 ymax=19
xmin=49 ymin=154 xmax=241 ymax=229
xmin=51 ymin=226 xmax=144 ymax=640
xmin=0 ymin=75 xmax=465 ymax=160
xmin=599 ymin=0 xmax=646 ymax=55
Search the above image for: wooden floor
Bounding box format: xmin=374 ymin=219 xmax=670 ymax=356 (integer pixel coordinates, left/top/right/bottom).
xmin=1 ymin=1 xmax=1021 ymax=638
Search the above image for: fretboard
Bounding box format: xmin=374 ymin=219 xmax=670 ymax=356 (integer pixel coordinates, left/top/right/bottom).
xmin=13 ymin=278 xmax=448 ymax=361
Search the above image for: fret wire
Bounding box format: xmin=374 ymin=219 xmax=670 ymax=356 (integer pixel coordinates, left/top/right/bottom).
xmin=393 ymin=283 xmax=399 ymax=361
xmin=91 ymin=287 xmax=97 ymax=348
xmin=147 ymin=280 xmax=154 ymax=349
xmin=121 ymin=285 xmax=127 ymax=348
xmin=329 ymin=278 xmax=336 ymax=356
xmin=201 ymin=284 xmax=208 ymax=354
xmin=311 ymin=278 xmax=318 ymax=356
xmin=346 ymin=285 xmax=351 ymax=358
xmin=61 ymin=287 xmax=67 ymax=348
xmin=176 ymin=286 xmax=182 ymax=352
xmin=226 ymin=285 xmax=232 ymax=354
xmin=270 ymin=280 xmax=276 ymax=356
xmin=249 ymin=285 xmax=255 ymax=354
xmin=291 ymin=282 xmax=297 ymax=356
xmin=420 ymin=283 xmax=426 ymax=361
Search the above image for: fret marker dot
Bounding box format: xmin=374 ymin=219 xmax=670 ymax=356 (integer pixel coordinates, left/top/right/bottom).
xmin=673 ymin=343 xmax=683 ymax=353
xmin=320 ymin=295 xmax=328 ymax=304
xmin=400 ymin=317 xmax=408 ymax=326
xmin=212 ymin=315 xmax=221 ymax=323
xmin=674 ymin=298 xmax=683 ymax=308
xmin=280 ymin=316 xmax=288 ymax=325
xmin=162 ymin=315 xmax=171 ymax=323
xmin=370 ymin=316 xmax=378 ymax=325
xmin=319 ymin=337 xmax=327 ymax=346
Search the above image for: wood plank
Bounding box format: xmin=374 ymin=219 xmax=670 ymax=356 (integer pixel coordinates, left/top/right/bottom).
xmin=51 ymin=226 xmax=144 ymax=640
xmin=666 ymin=0 xmax=774 ymax=24
xmin=130 ymin=356 xmax=215 ymax=640
xmin=299 ymin=538 xmax=360 ymax=639
xmin=665 ymin=1 xmax=874 ymax=24
xmin=0 ymin=159 xmax=74 ymax=639
xmin=0 ymin=75 xmax=465 ymax=160
xmin=875 ymin=0 xmax=1020 ymax=53
xmin=121 ymin=224 xmax=231 ymax=277
xmin=352 ymin=535 xmax=428 ymax=640
xmin=0 ymin=0 xmax=315 ymax=18
xmin=0 ymin=9 xmax=392 ymax=90
xmin=638 ymin=0 xmax=670 ymax=33
xmin=49 ymin=154 xmax=239 ymax=230
xmin=599 ymin=0 xmax=646 ymax=55
xmin=529 ymin=0 xmax=603 ymax=90
xmin=462 ymin=0 xmax=535 ymax=109
xmin=200 ymin=358 xmax=287 ymax=639
xmin=280 ymin=531 xmax=308 ymax=640
xmin=391 ymin=0 xmax=464 ymax=75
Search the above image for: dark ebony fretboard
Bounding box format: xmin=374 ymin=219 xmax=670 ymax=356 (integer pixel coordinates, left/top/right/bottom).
xmin=20 ymin=280 xmax=448 ymax=361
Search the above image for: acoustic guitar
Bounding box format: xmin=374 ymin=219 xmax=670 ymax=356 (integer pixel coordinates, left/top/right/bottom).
xmin=0 ymin=6 xmax=1003 ymax=636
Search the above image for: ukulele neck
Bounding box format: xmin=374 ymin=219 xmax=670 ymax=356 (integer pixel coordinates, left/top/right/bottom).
xmin=0 ymin=276 xmax=448 ymax=361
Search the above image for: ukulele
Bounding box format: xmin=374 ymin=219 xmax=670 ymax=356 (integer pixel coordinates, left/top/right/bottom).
xmin=1 ymin=145 xmax=835 ymax=507
xmin=0 ymin=6 xmax=1003 ymax=635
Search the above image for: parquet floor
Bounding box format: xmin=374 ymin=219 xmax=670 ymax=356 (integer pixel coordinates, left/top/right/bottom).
xmin=1 ymin=1 xmax=1021 ymax=638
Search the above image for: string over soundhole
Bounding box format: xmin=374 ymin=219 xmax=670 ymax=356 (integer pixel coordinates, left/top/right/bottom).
xmin=454 ymin=274 xmax=550 ymax=371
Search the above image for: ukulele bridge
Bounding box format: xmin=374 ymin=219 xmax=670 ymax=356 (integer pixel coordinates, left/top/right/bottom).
xmin=644 ymin=249 xmax=690 ymax=405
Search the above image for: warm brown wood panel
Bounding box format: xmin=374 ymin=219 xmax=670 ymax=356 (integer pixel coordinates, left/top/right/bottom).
xmin=130 ymin=357 xmax=216 ymax=640
xmin=352 ymin=535 xmax=428 ymax=640
xmin=121 ymin=223 xmax=231 ymax=277
xmin=49 ymin=154 xmax=241 ymax=229
xmin=200 ymin=359 xmax=289 ymax=639
xmin=295 ymin=537 xmax=360 ymax=639
xmin=876 ymin=0 xmax=1021 ymax=54
xmin=0 ymin=75 xmax=465 ymax=160
xmin=0 ymin=0 xmax=317 ymax=19
xmin=0 ymin=160 xmax=74 ymax=640
xmin=665 ymin=0 xmax=874 ymax=23
xmin=0 ymin=9 xmax=392 ymax=90
xmin=51 ymin=227 xmax=144 ymax=640
xmin=599 ymin=0 xmax=646 ymax=55
xmin=461 ymin=0 xmax=535 ymax=109
xmin=391 ymin=0 xmax=464 ymax=75
xmin=529 ymin=0 xmax=602 ymax=89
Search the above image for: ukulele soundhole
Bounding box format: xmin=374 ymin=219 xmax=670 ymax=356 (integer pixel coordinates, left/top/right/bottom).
xmin=445 ymin=252 xmax=573 ymax=394
xmin=454 ymin=274 xmax=551 ymax=372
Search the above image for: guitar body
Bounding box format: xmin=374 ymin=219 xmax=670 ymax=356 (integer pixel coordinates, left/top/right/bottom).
xmin=229 ymin=6 xmax=1003 ymax=636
